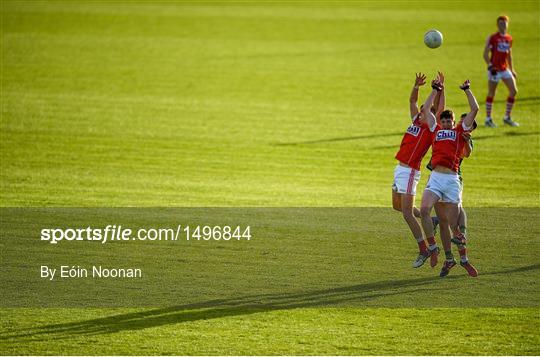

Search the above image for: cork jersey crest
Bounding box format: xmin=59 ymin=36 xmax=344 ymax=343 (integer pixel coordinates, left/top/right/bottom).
xmin=435 ymin=130 xmax=457 ymax=141
xmin=406 ymin=124 xmax=421 ymax=137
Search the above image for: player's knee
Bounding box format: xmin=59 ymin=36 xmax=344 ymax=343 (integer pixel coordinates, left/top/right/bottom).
xmin=401 ymin=209 xmax=414 ymax=220
xmin=438 ymin=216 xmax=449 ymax=225
xmin=420 ymin=206 xmax=431 ymax=218
xmin=488 ymin=85 xmax=497 ymax=96
xmin=392 ymin=202 xmax=401 ymax=212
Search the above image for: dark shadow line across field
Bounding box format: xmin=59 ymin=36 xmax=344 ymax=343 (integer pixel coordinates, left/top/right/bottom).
xmin=2 ymin=263 xmax=538 ymax=342
xmin=477 ymin=96 xmax=540 ymax=106
xmin=207 ymin=45 xmax=418 ymax=62
xmin=372 ymin=144 xmax=399 ymax=150
xmin=276 ymin=129 xmax=539 ymax=149
xmin=8 ymin=287 xmax=451 ymax=343
xmin=373 ymin=131 xmax=540 ymax=149
xmin=448 ymin=96 xmax=540 ymax=109
xmin=471 ymin=131 xmax=540 ymax=141
xmin=274 ymin=132 xmax=403 ymax=146
xmin=1 ymin=282 xmax=444 ymax=343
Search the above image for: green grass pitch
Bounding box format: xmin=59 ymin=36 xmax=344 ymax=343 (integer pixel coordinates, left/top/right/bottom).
xmin=1 ymin=0 xmax=539 ymax=355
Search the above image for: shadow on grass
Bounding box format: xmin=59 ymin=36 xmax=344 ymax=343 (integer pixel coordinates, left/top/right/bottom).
xmin=277 ymin=130 xmax=539 ymax=149
xmin=274 ymin=132 xmax=403 ymax=146
xmin=477 ymin=96 xmax=540 ymax=107
xmin=451 ymin=96 xmax=540 ymax=109
xmin=473 ymin=130 xmax=540 ymax=141
xmin=1 ymin=263 xmax=538 ymax=342
xmin=373 ymin=130 xmax=540 ymax=150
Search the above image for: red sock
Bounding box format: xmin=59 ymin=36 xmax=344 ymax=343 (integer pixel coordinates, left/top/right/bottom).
xmin=458 ymin=247 xmax=468 ymax=263
xmin=418 ymin=240 xmax=428 ymax=254
xmin=486 ymin=96 xmax=494 ymax=118
xmin=427 ymin=236 xmax=436 ymax=247
xmin=505 ymin=96 xmax=515 ymax=117
xmin=418 ymin=239 xmax=427 ymax=254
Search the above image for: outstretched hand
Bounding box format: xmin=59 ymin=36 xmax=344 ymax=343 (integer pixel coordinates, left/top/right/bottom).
xmin=415 ymin=73 xmax=427 ymax=87
xmin=431 ymin=79 xmax=443 ymax=91
xmin=460 ymin=79 xmax=471 ymax=90
xmin=437 ymin=71 xmax=445 ymax=85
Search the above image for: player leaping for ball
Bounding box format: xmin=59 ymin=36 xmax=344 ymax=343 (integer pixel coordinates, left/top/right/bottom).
xmin=428 ymin=114 xmax=476 ymax=277
xmin=419 ymin=78 xmax=479 ymax=277
xmin=392 ymin=72 xmax=444 ymax=269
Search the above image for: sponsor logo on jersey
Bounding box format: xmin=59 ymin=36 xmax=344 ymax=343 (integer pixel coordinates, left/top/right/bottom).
xmin=436 ymin=130 xmax=456 ymax=141
xmin=497 ymin=40 xmax=510 ymax=53
xmin=406 ymin=124 xmax=421 ymax=137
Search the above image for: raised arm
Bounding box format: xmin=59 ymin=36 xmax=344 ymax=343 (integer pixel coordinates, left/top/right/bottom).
xmin=434 ymin=71 xmax=445 ymax=123
xmin=421 ymin=79 xmax=442 ymax=131
xmin=410 ymin=73 xmax=426 ymax=118
xmin=459 ymin=80 xmax=479 ymax=129
xmin=435 ymin=89 xmax=445 ymax=125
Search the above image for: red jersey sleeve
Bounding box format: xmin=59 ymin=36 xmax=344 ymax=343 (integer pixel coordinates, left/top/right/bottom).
xmin=456 ymin=122 xmax=466 ymax=134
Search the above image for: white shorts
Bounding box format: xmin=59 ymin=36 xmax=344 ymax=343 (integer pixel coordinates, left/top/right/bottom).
xmin=487 ymin=69 xmax=513 ymax=83
xmin=392 ymin=164 xmax=420 ymax=196
xmin=441 ymin=179 xmax=464 ymax=204
xmin=425 ymin=171 xmax=462 ymax=204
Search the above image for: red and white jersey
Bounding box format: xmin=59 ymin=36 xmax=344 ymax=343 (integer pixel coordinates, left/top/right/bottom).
xmin=395 ymin=115 xmax=436 ymax=170
xmin=431 ymin=122 xmax=474 ymax=172
xmin=487 ymin=32 xmax=512 ymax=71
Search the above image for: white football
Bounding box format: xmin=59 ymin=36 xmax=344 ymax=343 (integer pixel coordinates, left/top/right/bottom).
xmin=424 ymin=29 xmax=443 ymax=49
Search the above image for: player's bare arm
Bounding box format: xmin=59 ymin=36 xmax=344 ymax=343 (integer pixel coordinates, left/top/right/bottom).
xmin=435 ymin=89 xmax=445 ymax=124
xmin=460 ymin=80 xmax=479 ymax=129
xmin=410 ymin=72 xmax=426 ymax=118
xmin=483 ymin=36 xmax=491 ymax=67
xmin=422 ymin=79 xmax=442 ymax=130
xmin=435 ymin=71 xmax=446 ymax=121
xmin=508 ymin=49 xmax=517 ymax=78
xmin=461 ymin=132 xmax=473 ymax=158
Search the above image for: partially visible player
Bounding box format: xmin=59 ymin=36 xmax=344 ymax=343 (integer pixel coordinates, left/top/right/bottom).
xmin=419 ymin=78 xmax=479 ymax=277
xmin=484 ymin=15 xmax=519 ymax=127
xmin=392 ymin=72 xmax=444 ymax=269
xmin=431 ymin=114 xmax=476 ymax=277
